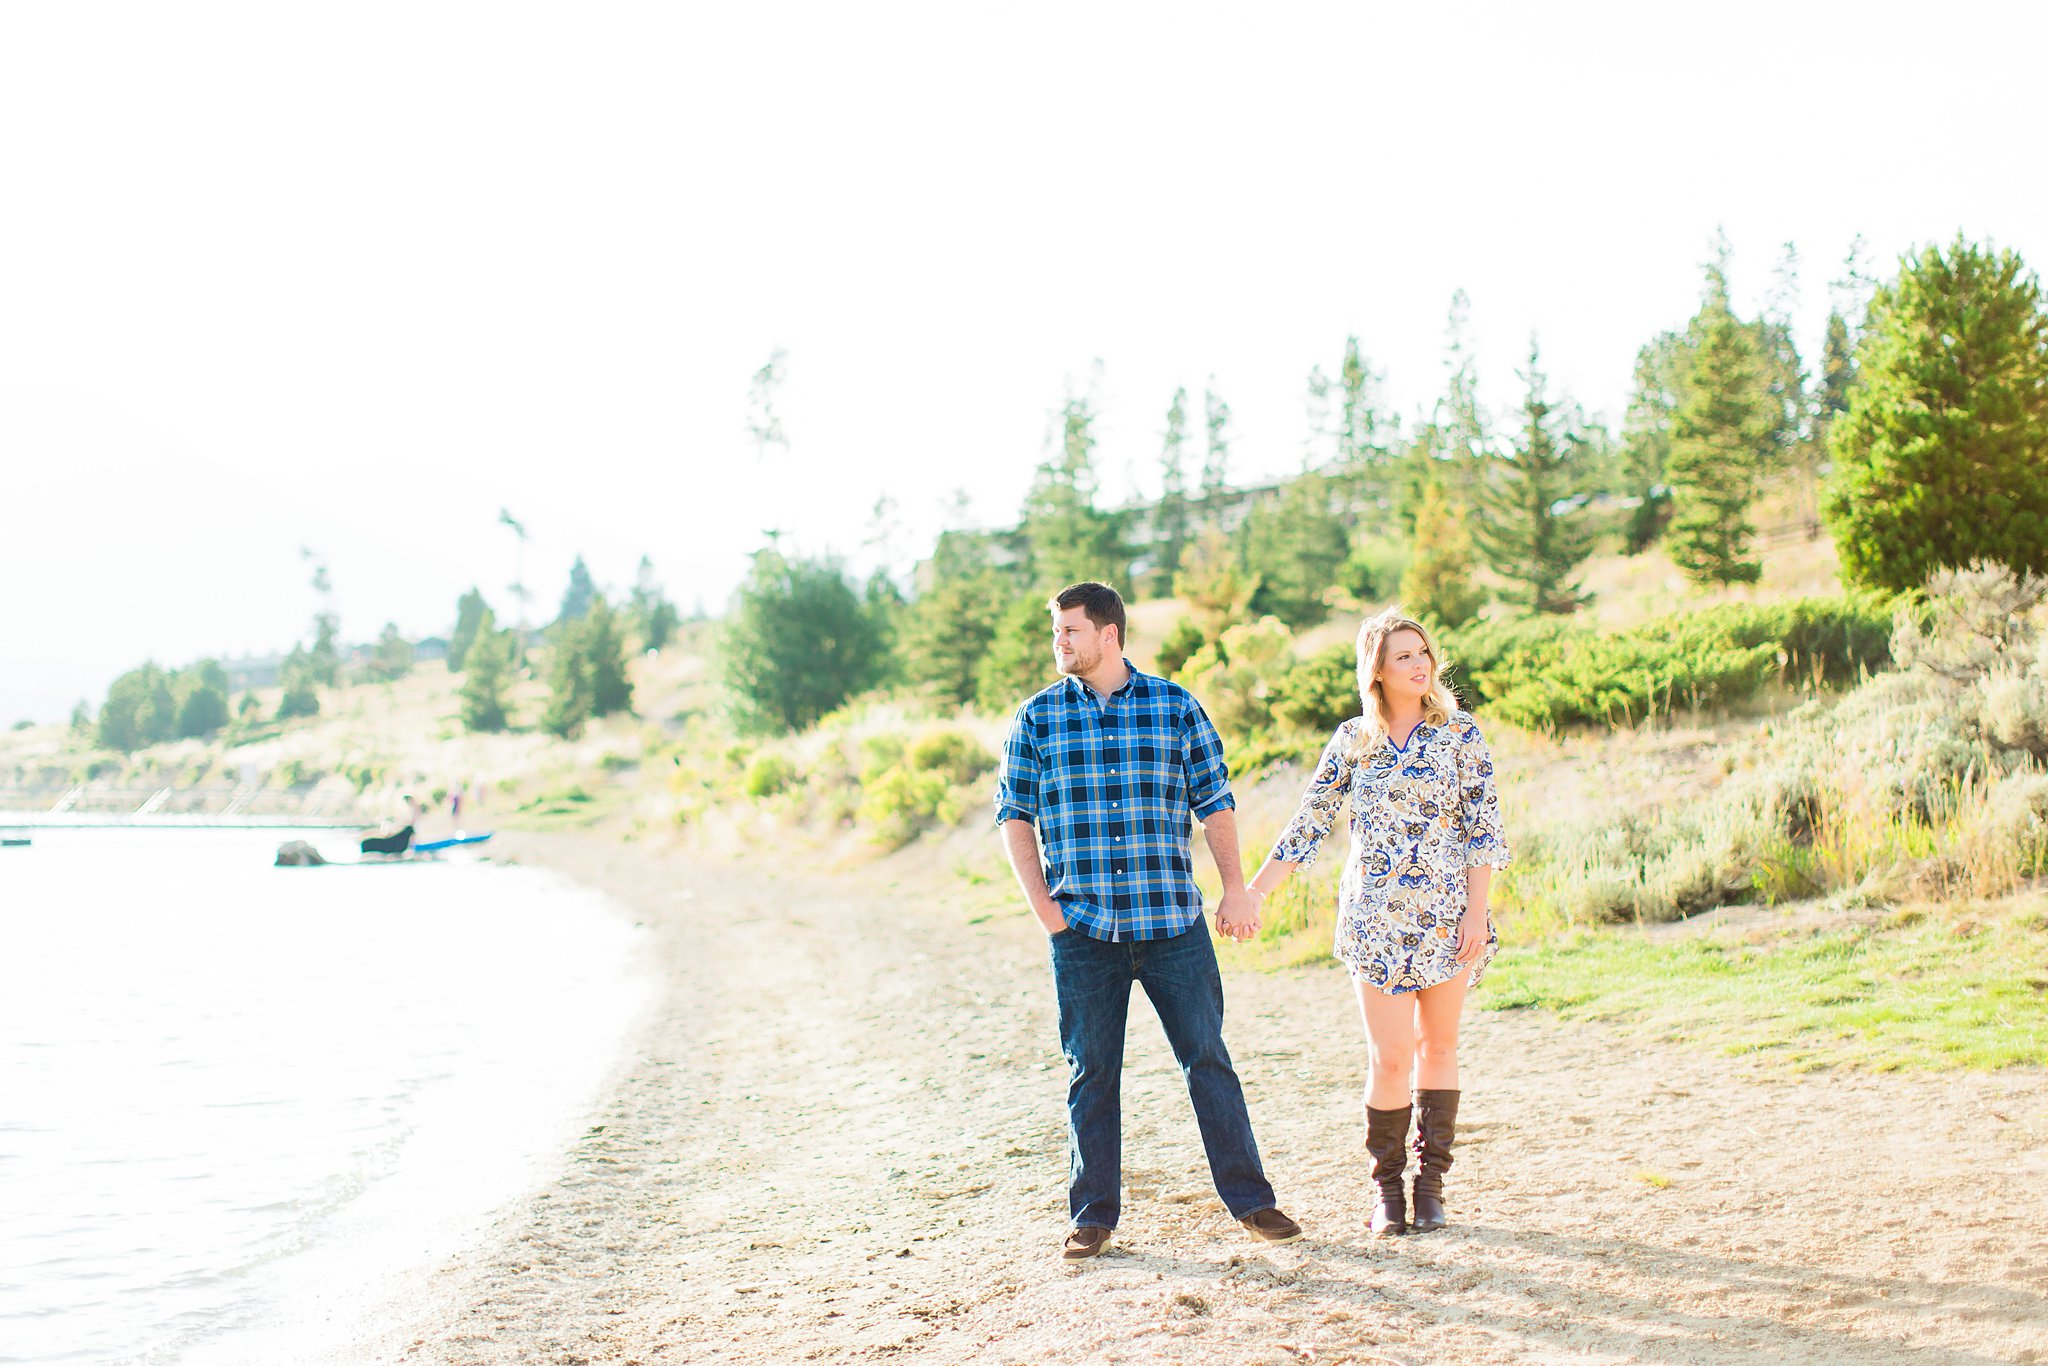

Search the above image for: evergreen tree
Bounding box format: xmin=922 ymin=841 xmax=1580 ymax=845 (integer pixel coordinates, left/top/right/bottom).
xmin=555 ymin=554 xmax=597 ymax=627
xmin=1813 ymin=309 xmax=1856 ymax=456
xmin=1666 ymin=270 xmax=1772 ymax=585
xmin=903 ymin=528 xmax=1007 ymax=708
xmin=1174 ymin=528 xmax=1260 ymax=633
xmin=459 ymin=608 xmax=514 ymax=733
xmin=1619 ymin=332 xmax=1684 ymax=552
xmin=277 ymin=646 xmax=321 ymax=720
xmin=1021 ymin=379 xmax=1124 ymax=588
xmin=1336 ymin=336 xmax=1392 ymax=504
xmin=1824 ymin=236 xmax=2048 ymax=591
xmin=1200 ymin=381 xmax=1231 ymax=499
xmin=1301 ymin=365 xmax=1334 ymax=469
xmin=69 ymin=700 xmax=91 ymax=737
xmin=369 ymin=624 xmax=414 ymax=682
xmin=173 ymin=661 xmax=231 ymax=738
xmin=583 ymin=595 xmax=635 ymax=719
xmin=309 ymin=613 xmax=340 ymax=687
xmin=860 ymin=570 xmax=908 ymax=693
xmin=301 ymin=550 xmax=341 ymax=686
xmin=1151 ymin=387 xmax=1193 ymax=595
xmin=1756 ymin=241 xmax=1812 ymax=478
xmin=719 ymin=544 xmax=877 ymax=735
xmin=1398 ymin=481 xmax=1485 ymax=628
xmin=1437 ymin=290 xmax=1492 ymax=512
xmin=976 ymin=593 xmax=1059 ymax=713
xmin=1241 ymin=471 xmax=1347 ymax=628
xmin=1478 ymin=340 xmax=1594 ymax=613
xmin=627 ymin=556 xmax=679 ymax=652
xmin=97 ymin=665 xmax=158 ymax=751
xmin=448 ymin=588 xmax=489 ymax=671
xmin=541 ymin=629 xmax=595 ymax=739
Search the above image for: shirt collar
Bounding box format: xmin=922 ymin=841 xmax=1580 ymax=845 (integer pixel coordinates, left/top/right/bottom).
xmin=1066 ymin=662 xmax=1144 ymax=702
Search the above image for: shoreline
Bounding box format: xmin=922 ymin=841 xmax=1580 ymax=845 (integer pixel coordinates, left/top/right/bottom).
xmin=356 ymin=828 xmax=2048 ymax=1365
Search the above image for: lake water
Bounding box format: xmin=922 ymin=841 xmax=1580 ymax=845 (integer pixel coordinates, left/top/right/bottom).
xmin=0 ymin=827 xmax=654 ymax=1364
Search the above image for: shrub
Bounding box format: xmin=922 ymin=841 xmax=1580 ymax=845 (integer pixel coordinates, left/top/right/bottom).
xmin=1174 ymin=617 xmax=1296 ymax=741
xmin=1440 ymin=595 xmax=1898 ymax=732
xmin=1155 ymin=616 xmax=1207 ymax=678
xmin=744 ymin=752 xmax=800 ymax=798
xmin=1270 ymin=644 xmax=1358 ymax=735
xmin=855 ymin=729 xmax=996 ymax=848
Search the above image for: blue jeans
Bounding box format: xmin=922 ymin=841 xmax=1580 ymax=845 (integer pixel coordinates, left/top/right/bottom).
xmin=1048 ymin=920 xmax=1278 ymax=1230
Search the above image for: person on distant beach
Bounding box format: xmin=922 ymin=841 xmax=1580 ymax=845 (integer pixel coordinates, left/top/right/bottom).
xmin=1245 ymin=607 xmax=1511 ymax=1237
xmin=995 ymin=581 xmax=1303 ymax=1263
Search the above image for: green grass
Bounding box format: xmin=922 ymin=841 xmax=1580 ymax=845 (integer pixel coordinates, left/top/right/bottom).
xmin=1475 ymin=896 xmax=2048 ymax=1071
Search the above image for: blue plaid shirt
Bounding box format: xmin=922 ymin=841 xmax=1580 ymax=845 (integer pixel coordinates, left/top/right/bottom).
xmin=994 ymin=665 xmax=1236 ymax=942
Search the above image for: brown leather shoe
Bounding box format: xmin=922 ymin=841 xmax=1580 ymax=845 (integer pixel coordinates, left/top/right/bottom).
xmin=1239 ymin=1207 xmax=1303 ymax=1244
xmin=1062 ymin=1225 xmax=1112 ymax=1261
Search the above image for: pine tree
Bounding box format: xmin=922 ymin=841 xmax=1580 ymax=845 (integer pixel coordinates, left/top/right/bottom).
xmin=1437 ymin=290 xmax=1491 ymax=513
xmin=277 ymin=646 xmax=321 ymax=720
xmin=174 ymin=662 xmax=231 ymax=738
xmin=1618 ymin=337 xmax=1682 ymax=551
xmin=541 ymin=626 xmax=595 ymax=739
xmin=1301 ymin=365 xmax=1333 ymax=470
xmin=1336 ymin=336 xmax=1392 ymax=504
xmin=719 ymin=544 xmax=877 ymax=735
xmin=1824 ymin=235 xmax=2048 ymax=591
xmin=975 ymin=593 xmax=1061 ymax=713
xmin=1241 ymin=471 xmax=1347 ymax=628
xmin=459 ymin=608 xmax=514 ymax=733
xmin=583 ymin=595 xmax=634 ymax=718
xmin=1477 ymin=340 xmax=1594 ymax=613
xmin=1813 ymin=310 xmax=1856 ymax=454
xmin=369 ymin=624 xmax=414 ymax=682
xmin=555 ymin=555 xmax=597 ymax=627
xmin=627 ymin=556 xmax=679 ymax=652
xmin=1151 ymin=388 xmax=1193 ymax=595
xmin=1200 ymin=381 xmax=1232 ymax=499
xmin=1399 ymin=481 xmax=1484 ymax=628
xmin=1666 ymin=271 xmax=1772 ymax=585
xmin=448 ymin=588 xmax=489 ymax=671
xmin=903 ymin=522 xmax=1007 ymax=708
xmin=301 ymin=550 xmax=341 ymax=686
xmin=1021 ymin=377 xmax=1124 ymax=588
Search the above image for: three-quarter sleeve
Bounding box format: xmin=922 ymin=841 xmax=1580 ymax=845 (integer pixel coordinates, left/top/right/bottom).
xmin=1453 ymin=715 xmax=1511 ymax=868
xmin=993 ymin=706 xmax=1040 ymax=827
xmin=1179 ymin=696 xmax=1236 ymax=819
xmin=1269 ymin=723 xmax=1356 ymax=869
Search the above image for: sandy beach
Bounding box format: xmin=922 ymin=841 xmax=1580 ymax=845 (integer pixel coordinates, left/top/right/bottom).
xmin=357 ymin=831 xmax=2048 ymax=1365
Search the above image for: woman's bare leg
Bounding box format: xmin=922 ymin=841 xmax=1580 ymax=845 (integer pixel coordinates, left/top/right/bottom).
xmin=1354 ymin=979 xmax=1417 ymax=1110
xmin=1414 ymin=964 xmax=1471 ymax=1091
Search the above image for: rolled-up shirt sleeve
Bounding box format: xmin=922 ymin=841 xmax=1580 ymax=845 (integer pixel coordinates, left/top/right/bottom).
xmin=1179 ymin=697 xmax=1236 ymax=819
xmin=993 ymin=705 xmax=1040 ymax=827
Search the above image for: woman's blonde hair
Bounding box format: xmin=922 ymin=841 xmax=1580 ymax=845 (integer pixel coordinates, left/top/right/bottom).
xmin=1348 ymin=606 xmax=1458 ymax=756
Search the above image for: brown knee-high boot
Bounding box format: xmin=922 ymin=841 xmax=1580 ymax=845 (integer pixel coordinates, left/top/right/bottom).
xmin=1410 ymin=1089 xmax=1459 ymax=1233
xmin=1364 ymin=1104 xmax=1409 ymax=1237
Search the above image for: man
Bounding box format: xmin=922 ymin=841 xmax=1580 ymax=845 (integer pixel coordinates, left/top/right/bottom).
xmin=995 ymin=581 xmax=1303 ymax=1263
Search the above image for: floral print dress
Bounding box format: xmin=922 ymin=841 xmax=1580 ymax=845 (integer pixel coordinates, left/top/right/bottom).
xmin=1270 ymin=710 xmax=1512 ymax=994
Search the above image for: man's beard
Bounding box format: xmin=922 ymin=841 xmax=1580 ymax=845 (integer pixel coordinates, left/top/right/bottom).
xmin=1056 ymin=645 xmax=1099 ymax=676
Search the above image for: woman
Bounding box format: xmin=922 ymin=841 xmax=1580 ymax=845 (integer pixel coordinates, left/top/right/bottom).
xmin=1246 ymin=608 xmax=1511 ymax=1236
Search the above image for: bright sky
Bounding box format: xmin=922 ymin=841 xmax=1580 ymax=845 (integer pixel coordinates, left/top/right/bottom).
xmin=4 ymin=2 xmax=2045 ymax=722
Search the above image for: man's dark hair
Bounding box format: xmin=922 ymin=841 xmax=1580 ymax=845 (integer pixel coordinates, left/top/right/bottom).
xmin=1048 ymin=582 xmax=1127 ymax=648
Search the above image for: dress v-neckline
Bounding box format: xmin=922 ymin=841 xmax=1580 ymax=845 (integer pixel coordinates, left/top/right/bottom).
xmin=1387 ymin=720 xmax=1425 ymax=754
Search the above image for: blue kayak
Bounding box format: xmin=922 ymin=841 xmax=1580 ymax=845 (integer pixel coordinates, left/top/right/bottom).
xmin=413 ymin=832 xmax=494 ymax=853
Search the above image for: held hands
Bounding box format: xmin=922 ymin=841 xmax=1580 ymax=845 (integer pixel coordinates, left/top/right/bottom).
xmin=1215 ymin=886 xmax=1262 ymax=943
